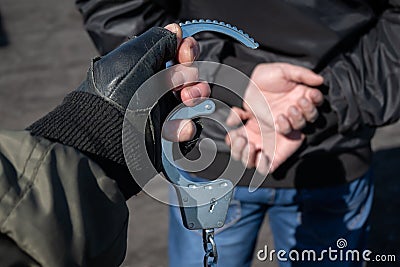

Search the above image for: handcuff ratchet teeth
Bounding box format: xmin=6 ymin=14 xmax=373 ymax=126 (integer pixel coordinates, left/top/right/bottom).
xmin=179 ymin=19 xmax=259 ymax=49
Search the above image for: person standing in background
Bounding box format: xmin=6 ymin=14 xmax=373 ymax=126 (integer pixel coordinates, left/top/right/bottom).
xmin=75 ymin=1 xmax=400 ymax=266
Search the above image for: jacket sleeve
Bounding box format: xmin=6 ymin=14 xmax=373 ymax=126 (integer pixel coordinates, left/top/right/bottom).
xmin=0 ymin=130 xmax=129 ymax=266
xmin=75 ymin=0 xmax=180 ymax=55
xmin=322 ymin=1 xmax=400 ymax=133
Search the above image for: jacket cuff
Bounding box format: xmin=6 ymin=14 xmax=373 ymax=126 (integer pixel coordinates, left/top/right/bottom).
xmin=27 ymin=91 xmax=143 ymax=198
xmin=27 ymin=91 xmax=126 ymax=165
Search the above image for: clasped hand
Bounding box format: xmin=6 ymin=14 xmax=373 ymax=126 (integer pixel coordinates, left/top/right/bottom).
xmin=225 ymin=63 xmax=324 ymax=174
xmin=163 ymin=24 xmax=323 ymax=176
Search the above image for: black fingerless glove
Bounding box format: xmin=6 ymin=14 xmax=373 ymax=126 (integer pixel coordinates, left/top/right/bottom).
xmin=28 ymin=27 xmax=178 ymax=199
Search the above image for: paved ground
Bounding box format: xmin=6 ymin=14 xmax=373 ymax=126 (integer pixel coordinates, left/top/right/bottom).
xmin=0 ymin=1 xmax=399 ymax=266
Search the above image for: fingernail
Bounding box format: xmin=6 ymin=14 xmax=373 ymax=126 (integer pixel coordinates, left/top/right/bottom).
xmin=180 ymin=120 xmax=196 ymax=140
xmin=171 ymin=71 xmax=185 ymax=87
xmin=270 ymin=166 xmax=275 ymax=173
xmin=165 ymin=24 xmax=179 ymax=34
xmin=289 ymin=107 xmax=299 ymax=115
xmin=275 ymin=123 xmax=280 ymax=132
xmin=189 ymin=86 xmax=202 ymax=99
xmin=278 ymin=115 xmax=286 ymax=122
xmin=312 ymin=90 xmax=322 ymax=100
xmin=309 ymin=109 xmax=318 ymax=123
xmin=300 ymin=98 xmax=308 ymax=107
xmin=192 ymin=44 xmax=200 ymax=60
xmin=188 ymin=44 xmax=194 ymax=61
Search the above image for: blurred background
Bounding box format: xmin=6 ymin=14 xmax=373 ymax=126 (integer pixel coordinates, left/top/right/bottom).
xmin=0 ymin=1 xmax=399 ymax=266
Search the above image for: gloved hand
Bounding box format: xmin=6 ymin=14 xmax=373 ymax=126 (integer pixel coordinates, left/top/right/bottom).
xmin=28 ymin=24 xmax=210 ymax=199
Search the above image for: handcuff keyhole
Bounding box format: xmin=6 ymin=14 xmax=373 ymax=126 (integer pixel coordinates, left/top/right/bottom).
xmin=209 ymin=204 xmax=215 ymax=213
xmin=209 ymin=198 xmax=217 ymax=213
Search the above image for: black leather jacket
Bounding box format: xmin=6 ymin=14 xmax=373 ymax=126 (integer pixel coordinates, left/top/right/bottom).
xmin=76 ymin=0 xmax=400 ymax=188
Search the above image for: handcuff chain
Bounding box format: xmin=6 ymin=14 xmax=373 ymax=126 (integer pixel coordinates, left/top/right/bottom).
xmin=203 ymin=229 xmax=218 ymax=267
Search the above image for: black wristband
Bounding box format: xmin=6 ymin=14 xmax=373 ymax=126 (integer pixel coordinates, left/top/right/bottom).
xmin=27 ymin=91 xmax=144 ymax=198
xmin=28 ymin=91 xmax=126 ymax=165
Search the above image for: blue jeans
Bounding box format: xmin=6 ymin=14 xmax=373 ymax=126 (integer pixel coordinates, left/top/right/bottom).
xmin=169 ymin=170 xmax=374 ymax=267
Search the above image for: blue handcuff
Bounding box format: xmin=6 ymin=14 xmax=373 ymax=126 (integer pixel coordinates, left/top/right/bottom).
xmin=162 ymin=20 xmax=258 ymax=267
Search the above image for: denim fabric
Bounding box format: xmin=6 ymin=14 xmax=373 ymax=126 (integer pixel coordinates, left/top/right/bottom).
xmin=169 ymin=170 xmax=373 ymax=267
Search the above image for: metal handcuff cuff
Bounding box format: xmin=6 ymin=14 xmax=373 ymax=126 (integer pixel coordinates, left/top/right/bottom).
xmin=162 ymin=20 xmax=259 ymax=267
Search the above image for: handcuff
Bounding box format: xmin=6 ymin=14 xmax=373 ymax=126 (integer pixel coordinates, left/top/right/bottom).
xmin=162 ymin=20 xmax=259 ymax=267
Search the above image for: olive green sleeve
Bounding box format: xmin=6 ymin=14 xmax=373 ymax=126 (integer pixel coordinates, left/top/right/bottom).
xmin=0 ymin=130 xmax=129 ymax=267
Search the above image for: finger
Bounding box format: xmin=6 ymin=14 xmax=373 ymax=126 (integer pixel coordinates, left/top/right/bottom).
xmin=180 ymin=82 xmax=211 ymax=106
xmin=225 ymin=126 xmax=247 ymax=146
xmin=276 ymin=115 xmax=292 ymax=135
xmin=270 ymin=160 xmax=280 ymax=173
xmin=248 ymin=150 xmax=270 ymax=191
xmin=270 ymin=152 xmax=281 ymax=173
xmin=165 ymin=24 xmax=199 ymax=64
xmin=298 ymin=97 xmax=319 ymax=123
xmin=287 ymin=106 xmax=306 ymax=130
xmin=306 ymin=88 xmax=324 ymax=106
xmin=255 ymin=152 xmax=270 ymax=176
xmin=242 ymin=142 xmax=257 ymax=168
xmin=231 ymin=135 xmax=247 ymax=161
xmin=225 ymin=131 xmax=233 ymax=146
xmin=226 ymin=107 xmax=250 ymax=126
xmin=170 ymin=64 xmax=199 ymax=89
xmin=282 ymin=64 xmax=324 ymax=86
xmin=164 ymin=23 xmax=182 ymax=46
xmin=177 ymin=37 xmax=200 ymax=64
xmin=162 ymin=119 xmax=196 ymax=142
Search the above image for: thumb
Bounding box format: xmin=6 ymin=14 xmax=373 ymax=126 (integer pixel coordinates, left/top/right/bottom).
xmin=162 ymin=119 xmax=196 ymax=142
xmin=226 ymin=107 xmax=250 ymax=126
xmin=282 ymin=64 xmax=324 ymax=86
